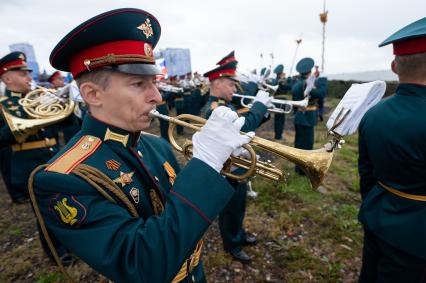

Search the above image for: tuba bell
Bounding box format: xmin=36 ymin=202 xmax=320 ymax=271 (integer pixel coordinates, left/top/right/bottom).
xmin=0 ymin=86 xmax=76 ymax=143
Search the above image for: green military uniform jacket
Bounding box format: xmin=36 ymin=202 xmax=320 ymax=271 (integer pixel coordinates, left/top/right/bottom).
xmin=291 ymin=76 xmax=326 ymax=127
xmin=358 ymin=83 xmax=426 ymax=260
xmin=205 ymin=96 xmax=268 ymax=132
xmin=0 ymin=89 xmax=61 ymax=185
xmin=31 ymin=113 xmax=234 ymax=282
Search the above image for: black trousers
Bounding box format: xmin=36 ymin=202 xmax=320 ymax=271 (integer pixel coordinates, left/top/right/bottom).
xmin=359 ymin=227 xmax=426 ymax=283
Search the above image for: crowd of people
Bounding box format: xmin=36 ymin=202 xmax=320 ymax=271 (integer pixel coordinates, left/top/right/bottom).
xmin=0 ymin=7 xmax=425 ymax=283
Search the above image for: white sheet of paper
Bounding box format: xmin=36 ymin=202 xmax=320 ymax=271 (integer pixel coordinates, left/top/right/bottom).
xmin=326 ymin=80 xmax=386 ymax=136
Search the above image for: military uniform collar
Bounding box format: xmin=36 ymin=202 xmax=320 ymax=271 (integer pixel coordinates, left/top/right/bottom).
xmin=81 ymin=114 xmax=140 ymax=148
xmin=396 ymin=83 xmax=426 ymax=98
xmin=209 ymin=96 xmax=226 ymax=104
xmin=4 ymin=89 xmax=23 ymax=98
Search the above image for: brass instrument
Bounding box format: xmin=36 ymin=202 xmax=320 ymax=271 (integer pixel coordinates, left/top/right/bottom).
xmin=232 ymin=93 xmax=309 ymax=114
xmin=0 ymin=86 xmax=76 ymax=143
xmin=149 ymin=110 xmax=335 ymax=188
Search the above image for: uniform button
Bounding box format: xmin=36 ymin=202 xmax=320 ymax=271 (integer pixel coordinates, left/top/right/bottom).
xmin=192 ymin=275 xmax=195 ymax=282
xmin=138 ymin=150 xmax=143 ymax=157
xmin=49 ymin=148 xmax=54 ymax=152
xmin=154 ymin=176 xmax=159 ymax=182
xmin=40 ymin=128 xmax=45 ymax=132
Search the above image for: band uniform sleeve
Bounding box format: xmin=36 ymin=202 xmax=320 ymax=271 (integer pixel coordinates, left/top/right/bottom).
xmin=358 ymin=116 xmax=377 ymax=200
xmin=33 ymin=158 xmax=233 ymax=283
xmin=240 ymin=101 xmax=268 ymax=132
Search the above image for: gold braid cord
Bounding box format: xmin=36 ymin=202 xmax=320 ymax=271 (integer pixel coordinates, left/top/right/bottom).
xmin=28 ymin=163 xmax=140 ymax=283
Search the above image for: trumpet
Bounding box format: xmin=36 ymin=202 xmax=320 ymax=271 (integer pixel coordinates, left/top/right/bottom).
xmin=149 ymin=110 xmax=335 ymax=188
xmin=156 ymin=82 xmax=184 ymax=93
xmin=232 ymin=93 xmax=309 ymax=114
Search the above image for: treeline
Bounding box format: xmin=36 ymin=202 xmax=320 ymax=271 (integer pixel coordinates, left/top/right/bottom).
xmin=328 ymin=80 xmax=398 ymax=98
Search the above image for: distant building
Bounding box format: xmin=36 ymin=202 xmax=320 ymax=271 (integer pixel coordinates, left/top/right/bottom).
xmin=9 ymin=42 xmax=40 ymax=81
xmin=156 ymin=48 xmax=192 ymax=77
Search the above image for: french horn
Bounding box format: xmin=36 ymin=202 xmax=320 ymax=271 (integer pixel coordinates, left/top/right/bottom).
xmin=1 ymin=86 xmax=76 ymax=143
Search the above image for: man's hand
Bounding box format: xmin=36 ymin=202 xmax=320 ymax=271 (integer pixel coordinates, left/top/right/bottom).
xmin=192 ymin=106 xmax=255 ymax=172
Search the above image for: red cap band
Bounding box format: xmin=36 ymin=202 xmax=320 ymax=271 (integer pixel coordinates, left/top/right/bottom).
xmin=393 ymin=37 xmax=426 ymax=56
xmin=207 ymin=69 xmax=236 ymax=81
xmin=0 ymin=59 xmax=27 ymax=76
xmin=70 ymin=40 xmax=155 ymax=77
xmin=48 ymin=72 xmax=62 ymax=83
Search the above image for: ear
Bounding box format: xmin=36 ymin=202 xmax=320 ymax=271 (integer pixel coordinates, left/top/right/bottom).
xmin=79 ymin=82 xmax=103 ymax=107
xmin=391 ymin=59 xmax=398 ymax=75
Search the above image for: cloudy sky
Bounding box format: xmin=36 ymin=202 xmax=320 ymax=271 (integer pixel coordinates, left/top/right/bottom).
xmin=0 ymin=0 xmax=424 ymax=76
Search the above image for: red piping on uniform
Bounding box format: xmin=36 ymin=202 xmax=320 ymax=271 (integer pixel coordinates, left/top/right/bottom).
xmin=170 ymin=190 xmax=212 ymax=224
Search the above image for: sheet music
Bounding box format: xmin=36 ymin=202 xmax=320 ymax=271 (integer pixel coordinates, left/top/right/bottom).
xmin=326 ymin=81 xmax=386 ymax=136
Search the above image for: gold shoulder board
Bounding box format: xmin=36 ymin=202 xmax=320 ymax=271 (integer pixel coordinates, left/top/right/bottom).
xmin=0 ymin=96 xmax=8 ymax=102
xmin=46 ymin=135 xmax=102 ymax=174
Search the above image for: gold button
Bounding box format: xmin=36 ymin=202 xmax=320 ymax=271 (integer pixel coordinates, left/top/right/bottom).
xmin=138 ymin=150 xmax=143 ymax=157
xmin=88 ymin=137 xmax=95 ymax=142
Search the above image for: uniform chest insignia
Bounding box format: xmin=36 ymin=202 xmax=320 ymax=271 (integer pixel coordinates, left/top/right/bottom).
xmin=15 ymin=111 xmax=21 ymax=117
xmin=113 ymin=171 xmax=134 ymax=187
xmin=163 ymin=161 xmax=176 ymax=185
xmin=150 ymin=189 xmax=164 ymax=215
xmin=130 ymin=187 xmax=140 ymax=204
xmin=8 ymin=105 xmax=19 ymax=111
xmin=106 ymin=159 xmax=121 ymax=171
xmin=137 ymin=18 xmax=154 ymax=38
xmin=49 ymin=194 xmax=87 ymax=227
xmin=7 ymin=101 xmax=13 ymax=105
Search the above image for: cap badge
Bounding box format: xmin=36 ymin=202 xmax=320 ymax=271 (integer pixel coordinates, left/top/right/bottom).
xmin=144 ymin=43 xmax=153 ymax=58
xmin=137 ymin=18 xmax=154 ymax=38
xmin=18 ymin=54 xmax=25 ymax=60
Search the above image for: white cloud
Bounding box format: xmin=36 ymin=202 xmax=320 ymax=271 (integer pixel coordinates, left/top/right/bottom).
xmin=0 ymin=0 xmax=424 ymax=75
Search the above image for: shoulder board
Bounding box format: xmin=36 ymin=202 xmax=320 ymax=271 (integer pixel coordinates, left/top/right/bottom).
xmin=210 ymin=101 xmax=218 ymax=110
xmin=140 ymin=131 xmax=159 ymax=138
xmin=45 ymin=135 xmax=102 ymax=174
xmin=0 ymin=96 xmax=8 ymax=102
xmin=237 ymin=107 xmax=250 ymax=114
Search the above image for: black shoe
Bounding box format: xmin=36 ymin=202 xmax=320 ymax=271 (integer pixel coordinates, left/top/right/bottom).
xmin=13 ymin=196 xmax=29 ymax=204
xmin=243 ymin=235 xmax=257 ymax=246
xmin=230 ymin=250 xmax=252 ymax=264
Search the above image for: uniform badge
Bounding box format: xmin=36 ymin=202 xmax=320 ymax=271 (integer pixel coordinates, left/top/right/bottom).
xmin=113 ymin=171 xmax=134 ymax=187
xmin=130 ymin=187 xmax=140 ymax=204
xmin=150 ymin=189 xmax=164 ymax=215
xmin=137 ymin=18 xmax=154 ymax=38
xmin=106 ymin=159 xmax=120 ymax=170
xmin=8 ymin=105 xmax=19 ymax=111
xmin=144 ymin=43 xmax=153 ymax=58
xmin=163 ymin=161 xmax=176 ymax=185
xmin=7 ymin=101 xmax=13 ymax=105
xmin=18 ymin=53 xmax=25 ymax=60
xmin=49 ymin=194 xmax=87 ymax=227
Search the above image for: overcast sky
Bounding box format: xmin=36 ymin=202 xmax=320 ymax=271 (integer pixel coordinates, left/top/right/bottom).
xmin=0 ymin=0 xmax=425 ymax=76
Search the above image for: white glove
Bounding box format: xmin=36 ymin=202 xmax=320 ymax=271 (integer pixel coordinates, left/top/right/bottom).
xmin=192 ymin=106 xmax=254 ymax=173
xmin=253 ymin=90 xmax=274 ymax=108
xmin=304 ymin=75 xmax=316 ymax=97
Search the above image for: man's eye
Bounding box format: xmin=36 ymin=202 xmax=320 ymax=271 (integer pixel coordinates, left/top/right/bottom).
xmin=133 ymin=81 xmax=144 ymax=87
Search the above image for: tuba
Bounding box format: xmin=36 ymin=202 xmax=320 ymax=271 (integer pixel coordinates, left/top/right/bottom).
xmin=1 ymin=86 xmax=76 ymax=143
xmin=149 ymin=110 xmax=338 ymax=188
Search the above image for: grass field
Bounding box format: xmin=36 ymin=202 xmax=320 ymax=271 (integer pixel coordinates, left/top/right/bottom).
xmin=0 ymin=98 xmax=363 ymax=282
